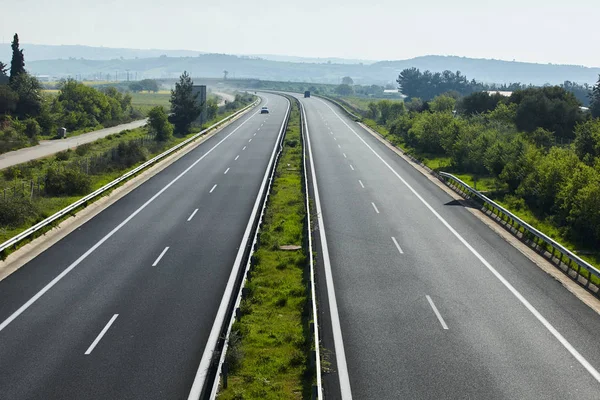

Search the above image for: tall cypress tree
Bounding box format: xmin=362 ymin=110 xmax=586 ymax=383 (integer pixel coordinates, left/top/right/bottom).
xmin=9 ymin=33 xmax=25 ymax=84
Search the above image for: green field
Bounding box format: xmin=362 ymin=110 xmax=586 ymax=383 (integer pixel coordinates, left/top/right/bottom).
xmin=129 ymin=91 xmax=171 ymax=115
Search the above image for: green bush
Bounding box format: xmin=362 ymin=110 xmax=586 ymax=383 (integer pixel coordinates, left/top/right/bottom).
xmin=44 ymin=168 xmax=91 ymax=196
xmin=55 ymin=150 xmax=71 ymax=161
xmin=111 ymin=141 xmax=148 ymax=168
xmin=0 ymin=196 xmax=39 ymax=227
xmin=75 ymin=143 xmax=92 ymax=156
xmin=24 ymin=119 xmax=40 ymax=139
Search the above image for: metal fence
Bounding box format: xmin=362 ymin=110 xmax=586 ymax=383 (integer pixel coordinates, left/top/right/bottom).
xmin=439 ymin=172 xmax=600 ymax=297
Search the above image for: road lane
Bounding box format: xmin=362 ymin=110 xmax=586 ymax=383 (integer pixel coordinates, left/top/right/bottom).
xmin=0 ymin=93 xmax=288 ymax=399
xmin=298 ymin=94 xmax=600 ymax=399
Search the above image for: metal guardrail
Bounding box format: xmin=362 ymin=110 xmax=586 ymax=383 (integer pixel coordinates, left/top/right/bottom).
xmin=0 ymin=99 xmax=260 ymax=257
xmin=439 ymin=172 xmax=600 ymax=296
xmin=319 ymin=94 xmax=600 ymax=297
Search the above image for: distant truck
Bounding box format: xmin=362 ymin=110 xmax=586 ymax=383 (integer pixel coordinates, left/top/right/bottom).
xmin=304 ymin=91 xmax=311 ymax=98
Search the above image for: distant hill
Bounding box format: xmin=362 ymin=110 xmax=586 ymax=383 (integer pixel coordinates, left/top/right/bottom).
xmin=2 ymin=44 xmax=598 ymax=86
xmin=373 ymin=56 xmax=600 ymax=87
xmin=0 ymin=43 xmax=204 ymax=62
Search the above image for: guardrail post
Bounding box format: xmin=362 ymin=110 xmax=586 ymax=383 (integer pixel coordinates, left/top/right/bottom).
xmin=222 ymin=362 xmax=228 ymax=389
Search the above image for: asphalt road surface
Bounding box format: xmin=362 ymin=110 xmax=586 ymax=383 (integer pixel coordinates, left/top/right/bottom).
xmin=0 ymin=93 xmax=288 ymax=399
xmin=296 ymin=94 xmax=600 ymax=400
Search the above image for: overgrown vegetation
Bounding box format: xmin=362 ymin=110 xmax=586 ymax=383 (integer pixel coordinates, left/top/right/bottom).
xmin=219 ymin=100 xmax=311 ymax=399
xmin=340 ymin=79 xmax=600 ymax=266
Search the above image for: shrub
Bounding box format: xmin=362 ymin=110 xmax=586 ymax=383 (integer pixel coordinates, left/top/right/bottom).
xmin=45 ymin=168 xmax=91 ymax=196
xmin=75 ymin=143 xmax=92 ymax=156
xmin=0 ymin=196 xmax=39 ymax=227
xmin=24 ymin=119 xmax=40 ymax=139
xmin=55 ymin=150 xmax=71 ymax=161
xmin=111 ymin=141 xmax=148 ymax=168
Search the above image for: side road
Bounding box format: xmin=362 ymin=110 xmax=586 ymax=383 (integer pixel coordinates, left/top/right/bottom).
xmin=0 ymin=119 xmax=148 ymax=170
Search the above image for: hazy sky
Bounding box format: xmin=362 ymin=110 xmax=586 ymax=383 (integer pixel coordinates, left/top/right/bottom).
xmin=2 ymin=0 xmax=599 ymax=66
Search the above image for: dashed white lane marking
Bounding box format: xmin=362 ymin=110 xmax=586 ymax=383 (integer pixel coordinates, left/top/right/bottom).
xmin=338 ymin=144 xmax=341 ymax=149
xmin=321 ymin=98 xmax=600 ymax=383
xmin=235 ymin=155 xmax=240 ymax=160
xmin=210 ymin=184 xmax=217 ymax=193
xmin=349 ymin=164 xmax=354 ymax=171
xmin=343 ymin=153 xmax=347 ymax=158
xmin=224 ymin=168 xmax=230 ymax=174
xmin=391 ymin=236 xmax=404 ymax=254
xmin=85 ymin=314 xmax=119 ymax=355
xmin=359 ymin=180 xmax=365 ymax=188
xmin=243 ymin=146 xmax=247 ymax=151
xmin=426 ymin=295 xmax=449 ymax=330
xmin=371 ymin=202 xmax=380 ymax=214
xmin=187 ymin=209 xmax=199 ymax=222
xmin=249 ymin=139 xmax=252 ymax=143
xmin=152 ymin=247 xmax=170 ymax=267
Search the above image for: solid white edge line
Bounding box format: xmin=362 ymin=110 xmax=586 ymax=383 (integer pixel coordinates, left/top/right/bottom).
xmin=0 ymin=105 xmax=263 ymax=334
xmin=188 ymin=97 xmax=292 ymax=400
xmin=319 ymin=98 xmax=600 ymax=384
xmin=391 ymin=236 xmax=404 ymax=254
xmin=187 ymin=209 xmax=199 ymax=222
xmin=85 ymin=314 xmax=119 ymax=355
xmin=304 ymin=99 xmax=353 ymax=398
xmin=224 ymin=168 xmax=230 ymax=175
xmin=359 ymin=180 xmax=365 ymax=189
xmin=152 ymin=246 xmax=170 ymax=267
xmin=426 ymin=295 xmax=449 ymax=330
xmin=300 ymin=100 xmax=324 ymax=400
xmin=371 ymin=202 xmax=380 ymax=214
xmin=210 ymin=184 xmax=217 ymax=193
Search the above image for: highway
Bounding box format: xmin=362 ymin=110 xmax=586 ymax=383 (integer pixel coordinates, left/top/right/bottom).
xmin=295 ymin=94 xmax=600 ymax=399
xmin=0 ymin=93 xmax=289 ymax=399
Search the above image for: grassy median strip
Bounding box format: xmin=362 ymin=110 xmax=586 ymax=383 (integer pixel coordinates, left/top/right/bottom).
xmin=218 ymin=100 xmax=311 ymax=399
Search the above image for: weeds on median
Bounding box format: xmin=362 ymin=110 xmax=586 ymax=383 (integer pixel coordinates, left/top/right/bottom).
xmin=218 ymin=101 xmax=311 ymax=399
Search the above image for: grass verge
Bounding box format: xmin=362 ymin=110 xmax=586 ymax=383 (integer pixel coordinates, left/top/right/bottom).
xmin=218 ymin=99 xmax=311 ymax=399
